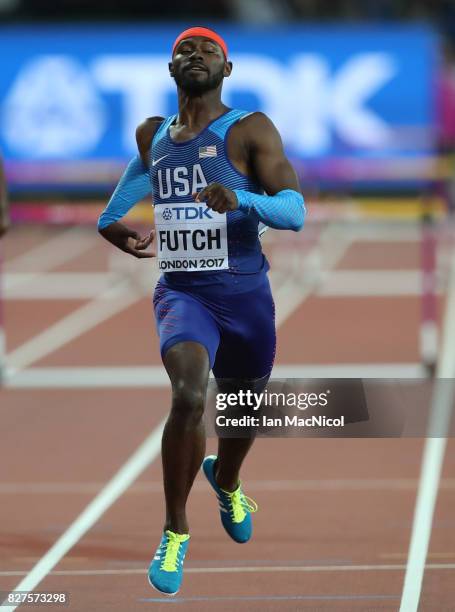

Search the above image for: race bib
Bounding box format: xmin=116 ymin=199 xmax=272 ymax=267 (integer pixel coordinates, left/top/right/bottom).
xmin=154 ymin=203 xmax=229 ymax=272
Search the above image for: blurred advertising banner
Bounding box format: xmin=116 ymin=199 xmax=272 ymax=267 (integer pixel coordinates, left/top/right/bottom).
xmin=0 ymin=24 xmax=437 ymax=190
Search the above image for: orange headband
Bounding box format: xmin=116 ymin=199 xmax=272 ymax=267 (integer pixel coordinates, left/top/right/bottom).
xmin=172 ymin=27 xmax=228 ymax=59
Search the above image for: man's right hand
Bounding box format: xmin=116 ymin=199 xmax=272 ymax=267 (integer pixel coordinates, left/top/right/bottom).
xmin=99 ymin=222 xmax=156 ymax=258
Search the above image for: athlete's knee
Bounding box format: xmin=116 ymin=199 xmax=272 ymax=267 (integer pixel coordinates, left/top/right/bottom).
xmin=170 ymin=382 xmax=206 ymax=425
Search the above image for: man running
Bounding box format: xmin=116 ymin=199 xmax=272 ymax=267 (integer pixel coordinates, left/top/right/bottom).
xmin=98 ymin=26 xmax=305 ymax=596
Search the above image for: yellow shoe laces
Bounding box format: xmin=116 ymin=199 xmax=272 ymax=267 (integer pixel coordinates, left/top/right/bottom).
xmin=222 ymin=484 xmax=258 ymax=523
xmin=160 ymin=530 xmax=190 ymax=572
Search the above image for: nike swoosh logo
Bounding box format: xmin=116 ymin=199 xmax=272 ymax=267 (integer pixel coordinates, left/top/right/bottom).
xmin=152 ymin=154 xmax=170 ymax=167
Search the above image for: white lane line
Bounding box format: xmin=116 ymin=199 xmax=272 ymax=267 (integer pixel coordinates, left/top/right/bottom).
xmin=5 ymin=280 xmax=143 ymax=372
xmin=317 ymin=270 xmax=427 ymax=297
xmin=1 ymin=418 xmax=166 ymax=612
xmin=383 ymin=552 xmax=455 ymax=560
xmin=4 ymin=273 xmax=118 ymax=299
xmin=4 ymin=363 xmax=426 ymax=388
xmin=1 ymin=563 xmax=455 ymax=578
xmin=273 ymin=363 xmax=426 ymax=378
xmin=2 ymin=477 xmax=455 ymax=495
xmin=399 ymin=248 xmax=455 ymax=612
xmin=5 ymin=227 xmax=99 ymax=273
xmin=5 ymin=365 xmax=167 ymax=387
xmin=139 ymin=595 xmax=397 ymax=604
xmin=3 ymin=269 xmax=431 ymax=299
xmin=340 ymin=221 xmax=421 ymax=243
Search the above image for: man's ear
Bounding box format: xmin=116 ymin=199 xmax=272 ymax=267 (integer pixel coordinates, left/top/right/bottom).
xmin=224 ymin=61 xmax=233 ymax=78
xmin=168 ymin=61 xmax=174 ymax=77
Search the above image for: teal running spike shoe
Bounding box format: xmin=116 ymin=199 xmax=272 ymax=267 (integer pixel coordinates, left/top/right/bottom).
xmin=148 ymin=530 xmax=190 ymax=595
xmin=202 ymin=455 xmax=258 ymax=543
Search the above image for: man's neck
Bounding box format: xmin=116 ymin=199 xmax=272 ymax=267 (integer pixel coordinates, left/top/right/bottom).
xmin=176 ymin=89 xmax=227 ymax=129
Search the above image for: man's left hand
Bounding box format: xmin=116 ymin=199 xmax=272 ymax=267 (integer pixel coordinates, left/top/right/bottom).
xmin=193 ymin=183 xmax=238 ymax=213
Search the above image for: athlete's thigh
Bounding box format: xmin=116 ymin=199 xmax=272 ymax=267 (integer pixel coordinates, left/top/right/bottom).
xmin=212 ymin=278 xmax=276 ymax=381
xmin=153 ymin=281 xmax=220 ymax=369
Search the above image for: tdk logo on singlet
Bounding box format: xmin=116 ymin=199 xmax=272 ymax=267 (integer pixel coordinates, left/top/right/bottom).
xmin=162 ymin=206 xmax=212 ymax=221
xmin=157 ymin=164 xmax=208 ymax=199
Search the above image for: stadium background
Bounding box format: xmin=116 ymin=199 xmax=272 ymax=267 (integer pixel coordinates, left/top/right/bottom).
xmin=1 ymin=1 xmax=455 ymax=611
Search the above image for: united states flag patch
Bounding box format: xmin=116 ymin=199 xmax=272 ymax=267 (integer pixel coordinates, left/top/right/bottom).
xmin=199 ymin=145 xmax=217 ymax=158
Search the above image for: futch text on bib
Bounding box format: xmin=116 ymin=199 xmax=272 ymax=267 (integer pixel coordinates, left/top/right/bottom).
xmin=155 ymin=203 xmax=229 ymax=272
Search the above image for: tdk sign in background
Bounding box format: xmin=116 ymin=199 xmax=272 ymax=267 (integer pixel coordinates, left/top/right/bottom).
xmin=0 ymin=24 xmax=436 ymax=189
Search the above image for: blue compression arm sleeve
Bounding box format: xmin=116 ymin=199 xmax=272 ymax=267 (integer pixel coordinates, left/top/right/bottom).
xmin=234 ymin=189 xmax=305 ymax=231
xmin=97 ymin=155 xmax=152 ymax=230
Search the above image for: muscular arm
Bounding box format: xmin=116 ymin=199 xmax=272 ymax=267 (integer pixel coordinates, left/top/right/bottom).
xmin=245 ymin=112 xmax=301 ymax=196
xmin=0 ymin=156 xmax=9 ymax=237
xmin=97 ymin=117 xmax=163 ymax=258
xmin=235 ymin=113 xmax=305 ymax=231
xmin=196 ymin=113 xmax=305 ymax=231
xmin=97 ymin=155 xmax=151 ymax=230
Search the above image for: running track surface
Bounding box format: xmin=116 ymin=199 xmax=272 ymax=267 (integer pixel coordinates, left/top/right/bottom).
xmin=0 ymin=222 xmax=454 ymax=611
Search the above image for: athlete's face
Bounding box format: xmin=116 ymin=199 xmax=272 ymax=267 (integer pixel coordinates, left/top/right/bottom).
xmin=169 ymin=37 xmax=232 ymax=95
